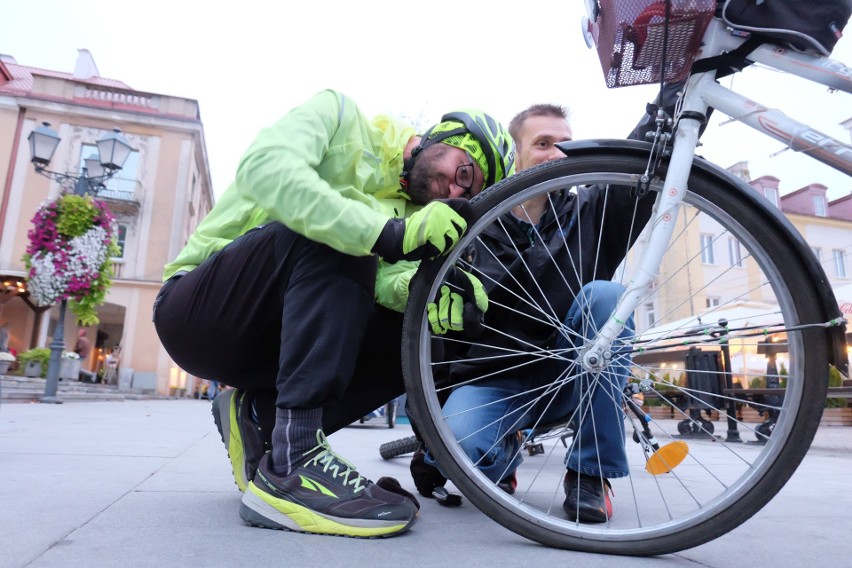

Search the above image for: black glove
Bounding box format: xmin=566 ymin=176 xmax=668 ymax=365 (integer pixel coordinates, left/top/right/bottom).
xmin=373 ymin=199 xmax=475 ymax=263
xmin=376 ymin=476 xmax=420 ymax=511
xmin=410 ymin=444 xmax=448 ymax=498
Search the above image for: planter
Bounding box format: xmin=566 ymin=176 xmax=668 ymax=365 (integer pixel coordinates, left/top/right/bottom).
xmin=642 ymin=405 xmax=720 ymax=422
xmin=24 ymin=361 xmax=42 ymax=378
xmin=0 ymin=360 xmax=11 ymax=376
xmin=738 ymin=407 xmax=764 ymax=423
xmin=643 ymin=405 xmax=678 ymax=420
xmin=59 ymin=359 xmax=81 ymax=381
xmin=820 ymin=407 xmax=852 ymax=427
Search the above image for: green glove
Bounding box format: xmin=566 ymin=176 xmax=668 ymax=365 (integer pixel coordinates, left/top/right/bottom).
xmin=427 ymin=268 xmax=488 ymax=335
xmin=372 ymin=199 xmax=474 ymax=264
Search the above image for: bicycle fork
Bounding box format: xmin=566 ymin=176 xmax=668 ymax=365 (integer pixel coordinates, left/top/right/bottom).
xmin=581 ymin=111 xmax=705 ymax=373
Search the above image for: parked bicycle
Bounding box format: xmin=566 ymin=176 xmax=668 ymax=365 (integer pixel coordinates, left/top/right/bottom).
xmin=402 ymin=0 xmax=851 ymax=556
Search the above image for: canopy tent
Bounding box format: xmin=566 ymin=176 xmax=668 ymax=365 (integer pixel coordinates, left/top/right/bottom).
xmin=632 ymin=301 xmax=789 ymax=381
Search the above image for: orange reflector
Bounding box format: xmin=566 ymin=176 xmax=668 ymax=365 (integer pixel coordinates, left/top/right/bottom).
xmin=645 ymin=441 xmax=689 ymax=475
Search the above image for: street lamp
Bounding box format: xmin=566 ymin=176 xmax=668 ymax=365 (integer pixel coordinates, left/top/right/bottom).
xmin=27 ymin=122 xmax=133 ymax=403
xmin=28 ymin=122 xmax=133 ymax=196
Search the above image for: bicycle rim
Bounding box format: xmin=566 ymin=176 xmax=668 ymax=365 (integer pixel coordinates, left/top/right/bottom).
xmin=402 ymin=154 xmax=831 ymax=555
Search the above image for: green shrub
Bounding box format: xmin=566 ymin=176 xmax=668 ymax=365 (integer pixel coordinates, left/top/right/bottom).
xmin=16 ymin=348 xmax=51 ymax=377
xmin=826 ymin=366 xmax=847 ymax=408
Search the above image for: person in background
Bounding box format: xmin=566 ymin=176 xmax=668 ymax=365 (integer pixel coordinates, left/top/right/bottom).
xmin=74 ymin=329 xmax=97 ymax=383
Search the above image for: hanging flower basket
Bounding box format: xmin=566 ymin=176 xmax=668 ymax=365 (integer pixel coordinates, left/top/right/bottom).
xmin=22 ymin=194 xmax=120 ymax=326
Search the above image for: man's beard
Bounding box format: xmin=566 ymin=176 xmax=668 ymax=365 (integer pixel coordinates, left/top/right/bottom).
xmin=405 ymin=165 xmax=437 ymax=205
xmin=404 ymin=144 xmax=448 ymax=205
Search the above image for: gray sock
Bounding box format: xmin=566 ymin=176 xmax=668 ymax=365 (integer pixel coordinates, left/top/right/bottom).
xmin=270 ymin=408 xmax=323 ymax=475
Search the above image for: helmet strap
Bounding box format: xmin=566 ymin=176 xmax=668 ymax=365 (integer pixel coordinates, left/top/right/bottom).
xmin=399 ymin=126 xmax=467 ymax=189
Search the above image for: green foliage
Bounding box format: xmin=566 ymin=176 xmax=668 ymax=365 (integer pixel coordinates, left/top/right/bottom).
xmin=828 ymin=366 xmax=843 ymax=387
xmin=644 ymin=371 xmax=677 ymax=406
xmin=17 ymin=348 xmax=51 ymax=377
xmin=55 ymin=195 xmax=98 ymax=237
xmin=749 ymin=376 xmax=766 ymax=389
xmin=69 ymin=262 xmax=117 ymax=327
xmin=826 ymin=366 xmax=847 ymax=408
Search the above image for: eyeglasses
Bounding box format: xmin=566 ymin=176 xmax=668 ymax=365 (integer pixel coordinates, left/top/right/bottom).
xmin=454 ymin=156 xmax=477 ymax=194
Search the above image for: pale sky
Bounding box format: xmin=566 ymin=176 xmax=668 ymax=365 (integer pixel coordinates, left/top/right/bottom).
xmin=4 ymin=0 xmax=850 ymax=200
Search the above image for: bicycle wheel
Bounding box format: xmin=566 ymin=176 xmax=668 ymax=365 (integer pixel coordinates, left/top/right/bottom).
xmin=379 ymin=436 xmax=419 ymax=460
xmin=402 ymin=146 xmax=838 ymax=555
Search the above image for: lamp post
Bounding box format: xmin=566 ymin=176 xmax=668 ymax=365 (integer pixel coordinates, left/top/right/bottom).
xmin=27 ymin=122 xmax=133 ymax=403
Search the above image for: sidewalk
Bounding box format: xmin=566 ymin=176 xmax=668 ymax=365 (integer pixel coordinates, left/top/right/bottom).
xmin=1 ymin=399 xmax=850 ymax=568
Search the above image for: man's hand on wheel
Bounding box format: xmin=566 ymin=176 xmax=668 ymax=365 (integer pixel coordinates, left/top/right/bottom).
xmin=426 ymin=267 xmax=488 ymax=336
xmin=372 ymin=199 xmax=475 ymax=263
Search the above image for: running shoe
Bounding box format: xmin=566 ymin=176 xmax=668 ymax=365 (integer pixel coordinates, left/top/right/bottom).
xmin=212 ymin=389 xmax=267 ymax=492
xmin=240 ymin=431 xmax=418 ymax=538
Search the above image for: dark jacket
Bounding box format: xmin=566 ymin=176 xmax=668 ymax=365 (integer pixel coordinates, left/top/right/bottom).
xmin=450 ymin=185 xmax=654 ymax=382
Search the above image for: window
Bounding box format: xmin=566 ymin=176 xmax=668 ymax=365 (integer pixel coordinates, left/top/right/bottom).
xmin=105 ymin=150 xmax=138 ymax=193
xmin=706 ymin=296 xmax=721 ymax=309
xmin=113 ymin=224 xmax=128 ymax=259
xmin=812 ymin=247 xmax=821 ymax=262
xmin=79 ymin=143 xmax=98 ymax=171
xmin=764 ymin=187 xmax=779 ymax=207
xmin=79 ymin=142 xmax=138 ymax=194
xmin=813 ymin=195 xmax=827 ymax=217
xmin=700 ymin=234 xmax=715 ymax=264
xmin=644 ymin=302 xmax=656 ymax=328
xmin=834 ymin=249 xmax=847 ymax=278
xmin=728 ymin=237 xmax=743 ymax=267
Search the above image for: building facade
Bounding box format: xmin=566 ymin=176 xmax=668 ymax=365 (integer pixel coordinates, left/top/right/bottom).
xmin=628 ymin=146 xmax=852 ymax=383
xmin=634 ymin=168 xmax=852 ymax=336
xmin=0 ymin=50 xmax=213 ymax=394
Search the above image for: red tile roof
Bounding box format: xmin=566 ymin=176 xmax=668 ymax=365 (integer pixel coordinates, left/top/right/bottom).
xmin=0 ymin=61 xmax=132 ymax=95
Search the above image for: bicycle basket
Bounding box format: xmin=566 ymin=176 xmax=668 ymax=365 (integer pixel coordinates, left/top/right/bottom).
xmin=589 ymin=0 xmax=716 ymax=88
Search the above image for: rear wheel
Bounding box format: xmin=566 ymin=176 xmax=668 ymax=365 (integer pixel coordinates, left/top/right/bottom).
xmin=402 ymin=151 xmax=833 ymax=555
xmin=379 ymin=436 xmax=419 ymax=460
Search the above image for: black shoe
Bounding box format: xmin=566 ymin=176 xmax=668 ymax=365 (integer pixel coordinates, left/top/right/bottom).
xmin=212 ymin=389 xmax=268 ymax=492
xmin=498 ymin=472 xmax=517 ymax=495
xmin=240 ymin=431 xmax=418 ymax=538
xmin=562 ymin=470 xmax=613 ymax=523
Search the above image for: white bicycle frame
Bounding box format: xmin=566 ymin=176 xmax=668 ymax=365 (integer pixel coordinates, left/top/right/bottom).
xmin=582 ymin=17 xmax=852 ymax=371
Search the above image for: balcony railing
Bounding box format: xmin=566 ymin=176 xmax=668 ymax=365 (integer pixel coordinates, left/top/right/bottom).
xmin=81 ymin=87 xmax=157 ymax=110
xmin=111 ymin=261 xmax=125 ymax=279
xmin=94 ymin=177 xmax=141 ymax=212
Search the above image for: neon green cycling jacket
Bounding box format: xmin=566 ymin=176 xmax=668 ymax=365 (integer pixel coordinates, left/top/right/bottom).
xmin=163 ymin=90 xmax=419 ymax=309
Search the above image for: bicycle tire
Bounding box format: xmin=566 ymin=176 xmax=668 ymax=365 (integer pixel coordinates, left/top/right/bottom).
xmin=402 ymin=147 xmax=835 ymax=555
xmin=379 ymin=435 xmax=419 ymax=460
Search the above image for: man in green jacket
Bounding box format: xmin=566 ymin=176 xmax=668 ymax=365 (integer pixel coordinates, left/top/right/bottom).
xmin=153 ymin=89 xmax=513 ymax=538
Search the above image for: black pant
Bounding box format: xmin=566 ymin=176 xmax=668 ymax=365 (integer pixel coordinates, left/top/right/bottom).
xmin=153 ymin=223 xmax=406 ymax=435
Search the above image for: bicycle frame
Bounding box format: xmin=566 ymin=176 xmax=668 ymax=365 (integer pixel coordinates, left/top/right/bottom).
xmin=582 ymin=17 xmax=852 ymax=371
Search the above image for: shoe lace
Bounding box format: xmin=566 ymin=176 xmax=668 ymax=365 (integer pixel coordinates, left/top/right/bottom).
xmin=305 ymin=431 xmax=367 ymax=494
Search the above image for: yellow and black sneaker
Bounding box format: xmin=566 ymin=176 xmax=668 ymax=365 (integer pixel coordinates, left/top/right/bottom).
xmin=240 ymin=431 xmax=418 ymax=538
xmin=212 ymin=389 xmax=268 ymax=492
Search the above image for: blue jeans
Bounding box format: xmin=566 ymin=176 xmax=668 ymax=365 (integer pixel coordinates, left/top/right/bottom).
xmin=442 ymin=281 xmax=633 ymax=482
